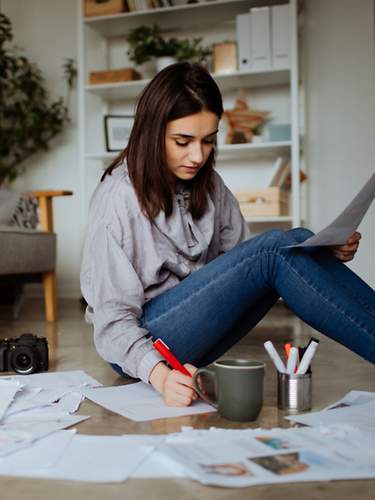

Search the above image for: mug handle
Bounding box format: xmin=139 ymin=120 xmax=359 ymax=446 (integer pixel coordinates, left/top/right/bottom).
xmin=192 ymin=367 xmax=218 ymax=408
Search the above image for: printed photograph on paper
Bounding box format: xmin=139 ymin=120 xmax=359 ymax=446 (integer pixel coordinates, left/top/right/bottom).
xmin=249 ymin=451 xmax=331 ymax=476
xmin=255 ymin=436 xmax=291 ymax=450
xmin=199 ymin=462 xmax=253 ymax=477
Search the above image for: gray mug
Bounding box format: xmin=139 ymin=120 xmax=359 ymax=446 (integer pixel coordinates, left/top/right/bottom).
xmin=192 ymin=359 xmax=265 ymax=422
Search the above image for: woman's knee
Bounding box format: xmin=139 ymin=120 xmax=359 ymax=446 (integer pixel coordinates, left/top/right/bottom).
xmin=287 ymin=227 xmax=314 ymax=244
xmin=255 ymin=229 xmax=292 ymax=249
xmin=255 ymin=228 xmax=314 ymax=249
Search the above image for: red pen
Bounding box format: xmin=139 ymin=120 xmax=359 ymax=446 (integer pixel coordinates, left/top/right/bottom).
xmin=153 ymin=339 xmax=191 ymax=377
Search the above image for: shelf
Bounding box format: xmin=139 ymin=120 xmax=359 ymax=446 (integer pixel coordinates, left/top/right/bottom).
xmin=218 ymin=141 xmax=291 ymax=159
xmin=86 ymin=152 xmax=119 ymax=161
xmin=83 ymin=0 xmax=286 ymax=36
xmin=85 ymin=68 xmax=290 ymax=101
xmin=245 ymin=215 xmax=293 ymax=223
xmin=214 ymin=68 xmax=290 ymax=93
xmin=86 ymin=142 xmax=291 ymax=162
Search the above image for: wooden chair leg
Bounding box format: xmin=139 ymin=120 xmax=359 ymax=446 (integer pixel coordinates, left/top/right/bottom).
xmin=42 ymin=271 xmax=57 ymax=322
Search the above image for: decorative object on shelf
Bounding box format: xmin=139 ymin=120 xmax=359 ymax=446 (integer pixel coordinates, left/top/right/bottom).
xmin=126 ymin=24 xmax=211 ymax=76
xmin=89 ymin=67 xmax=141 ymax=85
xmin=104 ymin=115 xmax=134 ymax=152
xmin=0 ymin=13 xmax=77 ymax=185
xmin=213 ymin=42 xmax=237 ymax=74
xmin=223 ymin=90 xmax=270 ymax=144
xmin=235 ymin=187 xmax=289 ymax=217
xmin=84 ymin=0 xmax=127 ymax=18
xmin=267 ymin=123 xmax=292 ymax=142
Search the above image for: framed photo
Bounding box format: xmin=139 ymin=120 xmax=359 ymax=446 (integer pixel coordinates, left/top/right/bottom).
xmin=104 ymin=115 xmax=134 ymax=152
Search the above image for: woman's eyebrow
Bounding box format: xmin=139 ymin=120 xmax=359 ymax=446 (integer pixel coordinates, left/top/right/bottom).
xmin=171 ymin=130 xmax=218 ymax=139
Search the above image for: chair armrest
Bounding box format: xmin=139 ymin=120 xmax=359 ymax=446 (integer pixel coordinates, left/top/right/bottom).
xmin=26 ymin=190 xmax=73 ymax=232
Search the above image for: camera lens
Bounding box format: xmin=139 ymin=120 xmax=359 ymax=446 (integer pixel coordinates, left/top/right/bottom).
xmin=16 ymin=353 xmax=31 ymax=369
xmin=11 ymin=347 xmax=36 ymax=375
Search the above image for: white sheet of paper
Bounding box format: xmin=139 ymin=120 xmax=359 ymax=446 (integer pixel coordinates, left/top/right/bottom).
xmin=287 ymin=171 xmax=375 ymax=247
xmin=0 ymin=430 xmax=75 ymax=473
xmin=0 ymin=380 xmax=22 ymax=421
xmin=159 ymin=424 xmax=375 ymax=488
xmin=50 ymin=392 xmax=85 ymax=414
xmin=286 ymin=399 xmax=375 ymax=432
xmin=6 ymin=386 xmax=42 ymax=415
xmin=323 ymin=390 xmax=375 ymax=411
xmin=5 ymin=387 xmax=68 ymax=417
xmin=0 ymin=429 xmax=35 ymax=458
xmin=0 ymin=410 xmax=90 ymax=457
xmin=0 ymin=434 xmax=154 ymax=482
xmin=0 ymin=370 xmax=102 ymax=389
xmin=84 ymin=382 xmax=216 ymax=422
xmin=122 ymin=434 xmax=190 ymax=479
xmin=131 ymin=450 xmax=190 ymax=478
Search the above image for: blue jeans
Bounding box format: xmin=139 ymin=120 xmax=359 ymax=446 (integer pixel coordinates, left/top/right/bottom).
xmin=111 ymin=228 xmax=375 ymax=376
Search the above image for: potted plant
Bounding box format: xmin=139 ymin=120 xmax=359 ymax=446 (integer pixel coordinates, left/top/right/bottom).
xmin=0 ymin=13 xmax=77 ymax=185
xmin=127 ymin=24 xmax=211 ymax=75
xmin=153 ymin=36 xmax=181 ymax=72
xmin=126 ymin=24 xmax=162 ymax=67
xmin=175 ymin=38 xmax=211 ymax=64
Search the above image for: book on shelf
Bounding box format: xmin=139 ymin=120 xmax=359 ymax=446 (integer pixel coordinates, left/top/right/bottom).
xmin=127 ymin=0 xmax=155 ymax=11
xmin=269 ymin=157 xmax=289 ymax=188
xmin=269 ymin=157 xmax=307 ymax=190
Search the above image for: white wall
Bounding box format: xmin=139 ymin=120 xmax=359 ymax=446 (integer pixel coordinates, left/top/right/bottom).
xmin=304 ymin=0 xmax=375 ymax=287
xmin=2 ymin=0 xmax=375 ymax=298
xmin=2 ymin=0 xmax=82 ymax=297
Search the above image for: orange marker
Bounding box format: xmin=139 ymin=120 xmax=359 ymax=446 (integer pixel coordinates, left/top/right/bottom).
xmin=284 ymin=343 xmax=292 ymax=359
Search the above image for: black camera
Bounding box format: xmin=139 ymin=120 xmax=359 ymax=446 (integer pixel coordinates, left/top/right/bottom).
xmin=0 ymin=333 xmax=48 ymax=375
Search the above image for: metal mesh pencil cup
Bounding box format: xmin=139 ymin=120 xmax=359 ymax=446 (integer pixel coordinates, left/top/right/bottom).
xmin=277 ymin=372 xmax=312 ymax=412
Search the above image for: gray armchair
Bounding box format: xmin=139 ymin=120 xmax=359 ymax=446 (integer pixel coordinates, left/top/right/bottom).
xmin=0 ymin=190 xmax=72 ymax=322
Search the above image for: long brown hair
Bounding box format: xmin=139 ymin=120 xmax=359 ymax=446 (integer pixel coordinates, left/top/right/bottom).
xmin=101 ymin=62 xmax=223 ymax=220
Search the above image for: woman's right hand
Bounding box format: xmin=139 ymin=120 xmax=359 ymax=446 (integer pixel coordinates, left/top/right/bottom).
xmin=163 ymin=364 xmax=198 ymax=407
xmin=149 ymin=361 xmax=197 ymax=407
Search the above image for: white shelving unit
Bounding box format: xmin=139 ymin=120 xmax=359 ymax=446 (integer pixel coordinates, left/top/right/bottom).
xmin=78 ymin=0 xmax=302 ymax=227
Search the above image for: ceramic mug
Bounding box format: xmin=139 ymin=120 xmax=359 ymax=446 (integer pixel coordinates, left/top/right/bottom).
xmin=192 ymin=359 xmax=266 ymax=422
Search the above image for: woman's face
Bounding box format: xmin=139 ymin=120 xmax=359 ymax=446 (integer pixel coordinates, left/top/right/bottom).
xmin=165 ymin=110 xmax=219 ymax=182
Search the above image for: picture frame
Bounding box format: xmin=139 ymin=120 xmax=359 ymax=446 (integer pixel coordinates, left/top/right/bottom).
xmin=104 ymin=115 xmax=134 ymax=152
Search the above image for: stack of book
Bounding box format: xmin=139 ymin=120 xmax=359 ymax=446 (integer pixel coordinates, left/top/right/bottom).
xmin=84 ymin=0 xmax=210 ymax=17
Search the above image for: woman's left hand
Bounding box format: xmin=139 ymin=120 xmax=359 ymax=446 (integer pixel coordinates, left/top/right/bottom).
xmin=331 ymin=231 xmax=361 ymax=262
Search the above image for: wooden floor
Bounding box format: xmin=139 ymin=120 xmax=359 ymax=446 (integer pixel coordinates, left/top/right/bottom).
xmin=0 ymin=298 xmax=374 ymax=499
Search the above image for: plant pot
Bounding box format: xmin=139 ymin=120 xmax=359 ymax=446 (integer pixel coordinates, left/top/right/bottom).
xmin=137 ymin=60 xmax=157 ymax=80
xmin=156 ymin=57 xmax=177 ymax=73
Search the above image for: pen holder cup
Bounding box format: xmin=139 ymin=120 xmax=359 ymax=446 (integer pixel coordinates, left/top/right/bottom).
xmin=277 ymin=372 xmax=312 ymax=412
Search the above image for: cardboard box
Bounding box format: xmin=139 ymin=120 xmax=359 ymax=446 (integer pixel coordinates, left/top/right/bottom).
xmin=235 ymin=187 xmax=289 ymax=217
xmin=213 ymin=42 xmax=237 ymax=74
xmin=89 ymin=68 xmax=142 ymax=85
xmin=84 ymin=0 xmax=127 ymax=18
